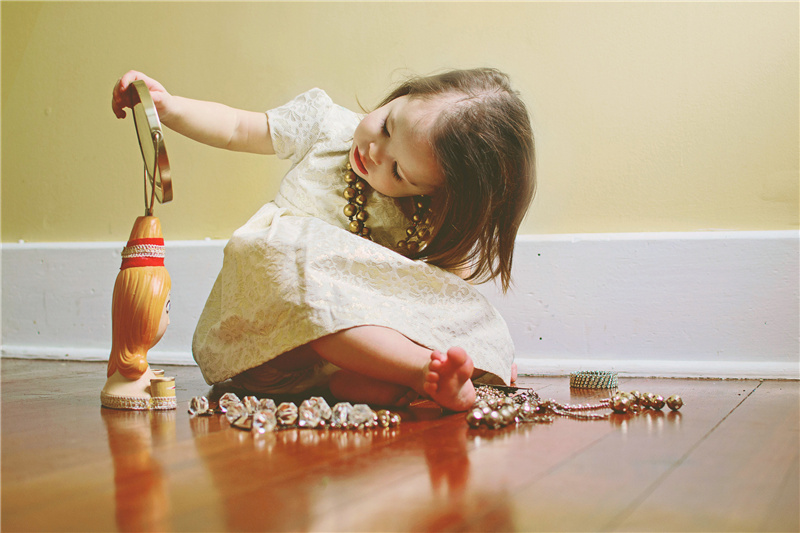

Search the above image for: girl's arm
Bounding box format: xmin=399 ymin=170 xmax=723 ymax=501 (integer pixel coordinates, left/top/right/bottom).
xmin=112 ymin=71 xmax=274 ymax=155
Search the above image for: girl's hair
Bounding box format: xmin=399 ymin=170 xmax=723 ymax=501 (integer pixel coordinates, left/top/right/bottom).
xmin=108 ymin=216 xmax=171 ymax=379
xmin=379 ymin=68 xmax=536 ymax=292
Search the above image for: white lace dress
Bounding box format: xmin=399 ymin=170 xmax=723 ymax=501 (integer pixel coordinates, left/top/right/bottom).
xmin=192 ymin=89 xmax=514 ymax=392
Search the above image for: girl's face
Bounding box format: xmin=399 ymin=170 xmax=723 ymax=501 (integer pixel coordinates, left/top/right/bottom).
xmin=350 ymin=95 xmax=445 ymax=198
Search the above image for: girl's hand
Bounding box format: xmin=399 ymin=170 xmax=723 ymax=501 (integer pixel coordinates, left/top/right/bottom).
xmin=110 ymin=70 xmax=274 ymax=154
xmin=111 ymin=70 xmax=171 ymax=120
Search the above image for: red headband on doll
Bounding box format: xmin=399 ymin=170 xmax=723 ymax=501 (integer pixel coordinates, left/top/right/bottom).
xmin=120 ymin=238 xmax=165 ymax=269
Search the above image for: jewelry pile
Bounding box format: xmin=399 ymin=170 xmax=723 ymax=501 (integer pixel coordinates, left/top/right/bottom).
xmin=467 ymin=385 xmax=684 ymax=430
xmin=188 ymin=392 xmax=401 ymax=434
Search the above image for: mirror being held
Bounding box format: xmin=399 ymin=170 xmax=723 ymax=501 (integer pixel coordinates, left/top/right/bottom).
xmin=112 ymin=70 xmax=274 ymax=155
xmin=116 ymin=76 xmax=172 ymax=213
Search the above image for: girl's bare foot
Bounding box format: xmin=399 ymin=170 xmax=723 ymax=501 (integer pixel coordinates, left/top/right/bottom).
xmin=423 ymin=347 xmax=476 ymax=412
xmin=511 ymin=363 xmax=518 ymax=384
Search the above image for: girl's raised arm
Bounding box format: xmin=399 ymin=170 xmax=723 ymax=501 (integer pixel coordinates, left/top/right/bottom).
xmin=111 ymin=71 xmax=274 ymax=155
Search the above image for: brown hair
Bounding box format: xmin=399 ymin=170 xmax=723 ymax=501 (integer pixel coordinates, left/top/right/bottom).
xmin=379 ymin=68 xmax=536 ymax=292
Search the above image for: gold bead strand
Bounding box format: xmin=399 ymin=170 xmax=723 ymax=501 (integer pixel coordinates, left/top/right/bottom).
xmin=342 ymin=164 xmax=371 ymax=239
xmin=341 ymin=162 xmax=433 ymax=251
xmin=397 ymin=196 xmax=432 ymax=254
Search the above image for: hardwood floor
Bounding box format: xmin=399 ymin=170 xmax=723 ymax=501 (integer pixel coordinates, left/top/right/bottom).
xmin=1 ymin=358 xmax=797 ymax=532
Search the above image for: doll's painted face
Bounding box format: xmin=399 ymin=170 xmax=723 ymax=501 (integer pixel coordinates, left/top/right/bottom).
xmin=151 ymin=292 xmax=170 ymax=348
xmin=350 ymin=95 xmax=445 ymax=198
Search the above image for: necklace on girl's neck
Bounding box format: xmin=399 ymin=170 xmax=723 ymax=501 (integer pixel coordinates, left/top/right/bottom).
xmin=342 ymin=163 xmax=432 ymax=254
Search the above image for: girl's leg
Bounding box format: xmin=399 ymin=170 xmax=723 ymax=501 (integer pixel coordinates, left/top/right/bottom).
xmin=328 ymin=370 xmax=419 ymax=407
xmin=235 ymin=325 xmax=478 ymax=411
xmin=230 ymin=343 xmax=323 ymax=392
xmin=310 ymin=326 xmax=476 ymax=411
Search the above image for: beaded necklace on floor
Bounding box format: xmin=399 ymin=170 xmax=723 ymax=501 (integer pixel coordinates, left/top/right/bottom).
xmin=342 ymin=163 xmax=433 ymax=254
xmin=468 ymin=376 xmax=684 ymax=430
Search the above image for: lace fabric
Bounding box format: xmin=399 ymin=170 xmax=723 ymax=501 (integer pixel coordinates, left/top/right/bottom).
xmin=192 ymin=89 xmax=514 ymax=389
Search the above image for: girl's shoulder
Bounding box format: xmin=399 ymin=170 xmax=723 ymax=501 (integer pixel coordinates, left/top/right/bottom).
xmin=268 ymin=89 xmax=358 ymax=163
xmin=282 ymin=88 xmax=333 ymax=113
xmin=268 ymin=88 xmax=334 ymax=133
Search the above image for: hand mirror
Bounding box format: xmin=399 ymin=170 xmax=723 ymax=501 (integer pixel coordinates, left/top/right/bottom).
xmin=129 ymin=80 xmax=172 ymax=214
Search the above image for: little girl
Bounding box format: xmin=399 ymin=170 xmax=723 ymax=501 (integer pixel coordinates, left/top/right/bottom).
xmin=112 ymin=68 xmax=535 ymax=412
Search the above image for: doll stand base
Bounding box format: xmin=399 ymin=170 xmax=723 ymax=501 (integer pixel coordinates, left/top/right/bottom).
xmin=101 ymin=368 xmax=177 ymax=411
xmin=100 ymin=391 xmax=176 ymax=410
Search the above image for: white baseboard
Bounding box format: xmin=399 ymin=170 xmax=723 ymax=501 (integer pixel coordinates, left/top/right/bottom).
xmin=513 ymin=359 xmax=797 ymax=380
xmin=2 ymin=231 xmax=798 ymax=379
xmin=478 ymin=231 xmax=799 ymax=380
xmin=1 ymin=239 xmax=224 ymax=367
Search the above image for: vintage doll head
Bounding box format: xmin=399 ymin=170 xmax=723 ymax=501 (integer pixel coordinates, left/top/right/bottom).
xmin=108 ymin=216 xmax=171 ymax=380
xmin=372 ymin=68 xmax=536 ymax=292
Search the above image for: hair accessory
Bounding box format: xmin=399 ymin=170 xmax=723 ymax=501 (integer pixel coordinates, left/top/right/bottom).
xmin=120 ymin=237 xmax=165 ymax=269
xmin=342 ymin=162 xmax=432 ymax=254
xmin=569 ymin=370 xmax=619 ymax=389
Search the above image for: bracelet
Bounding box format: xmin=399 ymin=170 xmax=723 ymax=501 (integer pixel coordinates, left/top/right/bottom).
xmin=569 ymin=370 xmax=619 ymax=389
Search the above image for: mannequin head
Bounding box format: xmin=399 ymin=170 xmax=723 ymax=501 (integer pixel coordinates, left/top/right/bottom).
xmin=108 ymin=216 xmax=171 ymax=379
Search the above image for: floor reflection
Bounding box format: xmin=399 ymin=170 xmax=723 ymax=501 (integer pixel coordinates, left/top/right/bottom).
xmin=174 ymin=381 xmax=546 ymax=532
xmin=187 ymin=393 xmax=406 ymax=531
xmin=183 ymin=392 xmax=516 ymax=531
xmin=418 ymin=414 xmax=516 ymax=531
xmin=101 ymin=408 xmax=175 ymax=533
xmin=419 ymin=418 xmax=470 ymax=498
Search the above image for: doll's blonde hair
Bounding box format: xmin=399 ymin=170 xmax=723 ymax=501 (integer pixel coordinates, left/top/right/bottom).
xmin=108 ymin=217 xmax=171 ymax=379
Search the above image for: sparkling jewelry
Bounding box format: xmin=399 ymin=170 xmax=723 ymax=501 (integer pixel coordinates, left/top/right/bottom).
xmin=467 ymin=384 xmax=684 ymax=429
xmin=569 ymin=370 xmax=619 ymax=389
xmin=666 ymin=395 xmax=684 ymax=411
xmin=276 ymin=402 xmax=299 ymax=426
xmin=188 ymin=395 xmax=210 ymax=415
xmin=342 ymin=163 xmax=433 ymax=253
xmin=189 ymin=393 xmax=401 ymax=434
xmin=252 ymin=409 xmax=278 ymax=433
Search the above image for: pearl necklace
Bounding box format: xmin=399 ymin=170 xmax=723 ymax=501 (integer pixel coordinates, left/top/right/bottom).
xmin=343 ymin=163 xmax=432 ymax=254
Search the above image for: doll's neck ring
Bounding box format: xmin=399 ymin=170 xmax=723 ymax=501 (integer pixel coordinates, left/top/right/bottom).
xmin=120 ymin=237 xmax=165 ymax=269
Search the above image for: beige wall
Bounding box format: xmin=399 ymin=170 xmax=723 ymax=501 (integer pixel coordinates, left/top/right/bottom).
xmin=2 ymin=1 xmax=797 ymax=242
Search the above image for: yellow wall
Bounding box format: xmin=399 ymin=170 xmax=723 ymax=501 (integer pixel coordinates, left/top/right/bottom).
xmin=2 ymin=1 xmax=798 ymax=242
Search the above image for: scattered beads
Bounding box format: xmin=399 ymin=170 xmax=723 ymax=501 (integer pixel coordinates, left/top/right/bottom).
xmin=666 ymin=395 xmax=684 ymax=411
xmin=609 ymin=391 xmax=683 ymax=414
xmin=188 ymin=393 xmax=401 ymax=435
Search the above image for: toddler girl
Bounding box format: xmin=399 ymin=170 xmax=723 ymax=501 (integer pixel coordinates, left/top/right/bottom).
xmin=111 ymin=68 xmax=535 ymax=412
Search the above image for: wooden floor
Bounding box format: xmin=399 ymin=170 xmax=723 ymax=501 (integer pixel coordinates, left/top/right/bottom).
xmin=1 ymin=359 xmax=798 ymax=533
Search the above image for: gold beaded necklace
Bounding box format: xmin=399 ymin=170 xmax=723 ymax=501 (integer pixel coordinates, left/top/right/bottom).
xmin=343 ymin=163 xmax=432 ymax=254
